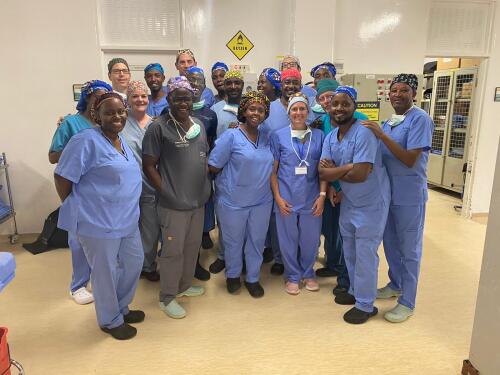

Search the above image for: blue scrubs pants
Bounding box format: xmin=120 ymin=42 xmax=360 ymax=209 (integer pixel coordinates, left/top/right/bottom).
xmin=204 ymin=194 xmax=216 ymax=233
xmin=68 ymin=232 xmax=91 ymax=293
xmin=340 ymin=201 xmax=388 ymax=313
xmin=275 ymin=211 xmax=322 ymax=283
xmin=268 ymin=211 xmax=283 ymax=264
xmin=78 ymin=229 xmax=144 ymax=329
xmin=383 ymin=204 xmax=426 ymax=310
xmin=215 ymin=203 xmax=225 ymax=261
xmin=217 ymin=201 xmax=272 ymax=283
xmin=321 ymin=200 xmax=349 ymax=288
xmin=139 ymin=195 xmax=161 ymax=273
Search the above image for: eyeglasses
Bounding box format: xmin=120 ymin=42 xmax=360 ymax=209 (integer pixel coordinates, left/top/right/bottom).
xmin=282 ymin=62 xmax=299 ymax=69
xmin=111 ymin=69 xmax=130 ymax=75
xmin=318 ymin=94 xmax=334 ymax=103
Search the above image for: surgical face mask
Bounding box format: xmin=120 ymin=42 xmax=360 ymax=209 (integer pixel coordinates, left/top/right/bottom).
xmin=185 ymin=123 xmax=201 ymax=139
xmin=388 ymin=105 xmax=415 ymax=127
xmin=311 ymin=102 xmax=325 ymax=114
xmin=192 ymin=100 xmax=205 ymax=111
xmin=291 ymin=127 xmax=311 ymax=140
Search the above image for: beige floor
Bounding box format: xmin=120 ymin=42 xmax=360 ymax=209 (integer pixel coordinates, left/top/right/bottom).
xmin=0 ymin=189 xmax=486 ymax=375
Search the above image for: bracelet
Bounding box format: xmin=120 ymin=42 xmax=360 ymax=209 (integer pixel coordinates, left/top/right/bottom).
xmin=319 ymin=192 xmax=326 ymax=196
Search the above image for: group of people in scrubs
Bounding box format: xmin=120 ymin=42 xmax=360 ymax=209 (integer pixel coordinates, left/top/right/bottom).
xmin=48 ymin=49 xmax=433 ymax=339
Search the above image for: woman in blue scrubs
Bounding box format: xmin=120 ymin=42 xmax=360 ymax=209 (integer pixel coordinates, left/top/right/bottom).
xmin=208 ymin=91 xmax=273 ymax=298
xmin=362 ymin=74 xmax=434 ymax=323
xmin=54 ymin=92 xmax=144 ymax=340
xmin=319 ymin=86 xmax=390 ymax=324
xmin=49 ymin=80 xmax=111 ymax=305
xmin=270 ymin=93 xmax=327 ymax=295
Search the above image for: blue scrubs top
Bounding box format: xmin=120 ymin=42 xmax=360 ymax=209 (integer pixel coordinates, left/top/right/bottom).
xmin=55 ymin=128 xmax=142 ymax=239
xmin=209 ymin=128 xmax=274 ymax=209
xmin=120 ymin=116 xmax=155 ymax=196
xmin=302 ymin=85 xmax=317 ymax=101
xmin=381 ymin=106 xmax=434 ymax=206
xmin=147 ymin=94 xmax=169 ymax=117
xmin=201 ymin=87 xmax=216 ymax=108
xmin=260 ymin=98 xmax=316 ymax=143
xmin=321 ymin=120 xmax=390 ymax=208
xmin=270 ymin=127 xmax=324 ymax=213
xmin=211 ymin=100 xmax=238 ymax=137
xmin=49 ymin=114 xmax=92 ymax=152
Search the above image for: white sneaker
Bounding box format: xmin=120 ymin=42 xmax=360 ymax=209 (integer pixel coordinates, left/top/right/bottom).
xmin=71 ymin=287 xmax=94 ymax=305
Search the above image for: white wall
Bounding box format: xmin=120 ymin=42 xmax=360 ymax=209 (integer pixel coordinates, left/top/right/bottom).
xmin=469 ymin=2 xmax=500 ymax=214
xmin=182 ymin=0 xmax=293 ymax=77
xmin=334 ymin=0 xmax=431 ymax=74
xmin=468 ymin=140 xmax=500 ymax=374
xmin=0 ymin=0 xmax=102 ymax=234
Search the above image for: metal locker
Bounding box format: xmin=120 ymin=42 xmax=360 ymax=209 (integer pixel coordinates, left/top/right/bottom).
xmin=428 ymin=71 xmax=453 ymax=186
xmin=427 ymin=68 xmax=478 ymax=192
xmin=442 ymin=68 xmax=477 ymax=191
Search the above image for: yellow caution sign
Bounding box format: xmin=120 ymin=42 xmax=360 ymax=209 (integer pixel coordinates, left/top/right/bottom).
xmin=226 ymin=31 xmax=254 ymax=61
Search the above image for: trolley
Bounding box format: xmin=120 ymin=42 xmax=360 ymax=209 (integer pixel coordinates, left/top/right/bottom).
xmin=0 ymin=153 xmax=19 ymax=244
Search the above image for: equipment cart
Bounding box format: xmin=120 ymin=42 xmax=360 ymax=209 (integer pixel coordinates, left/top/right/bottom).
xmin=0 ymin=153 xmax=19 ymax=244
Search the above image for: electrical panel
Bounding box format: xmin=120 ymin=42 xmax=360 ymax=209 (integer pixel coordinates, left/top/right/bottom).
xmin=340 ymin=74 xmax=423 ymax=124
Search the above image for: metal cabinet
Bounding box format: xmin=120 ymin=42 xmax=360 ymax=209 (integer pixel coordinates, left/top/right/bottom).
xmin=428 ymin=68 xmax=477 ymax=193
xmin=341 ymin=73 xmax=423 ymax=124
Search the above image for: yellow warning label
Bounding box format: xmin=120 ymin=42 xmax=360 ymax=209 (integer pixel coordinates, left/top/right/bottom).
xmin=226 ymin=31 xmax=254 ymax=61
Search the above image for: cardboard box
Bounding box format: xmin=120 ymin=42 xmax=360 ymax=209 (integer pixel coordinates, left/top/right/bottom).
xmin=460 ymin=58 xmax=481 ymax=68
xmin=460 ymin=82 xmax=473 ymax=98
xmin=437 ymin=58 xmax=460 ymax=70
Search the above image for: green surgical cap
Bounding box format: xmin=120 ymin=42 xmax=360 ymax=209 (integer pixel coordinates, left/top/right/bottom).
xmin=316 ymin=79 xmax=340 ymax=96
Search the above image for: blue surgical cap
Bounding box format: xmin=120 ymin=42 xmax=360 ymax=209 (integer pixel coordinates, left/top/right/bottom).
xmin=310 ymin=62 xmax=337 ymax=78
xmin=187 ymin=66 xmax=205 ymax=75
xmin=262 ymin=68 xmax=281 ymax=92
xmin=76 ymin=80 xmax=112 ymax=112
xmin=335 ymin=86 xmax=357 ymax=103
xmin=211 ymin=62 xmax=229 ymax=73
xmin=144 ymin=63 xmax=164 ymax=75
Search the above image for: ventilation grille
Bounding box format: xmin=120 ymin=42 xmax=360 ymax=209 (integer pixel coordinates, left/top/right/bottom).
xmin=426 ymin=1 xmax=492 ymax=56
xmin=98 ymin=0 xmax=181 ymax=49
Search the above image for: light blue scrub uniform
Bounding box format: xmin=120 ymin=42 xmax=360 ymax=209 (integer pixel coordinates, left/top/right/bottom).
xmin=209 ymin=128 xmax=274 ymax=282
xmin=121 ymin=116 xmax=161 ymax=274
xmin=146 ymin=94 xmax=169 ymax=117
xmin=302 ymin=85 xmax=317 ymax=102
xmin=210 ymin=100 xmax=240 ymax=260
xmin=49 ymin=113 xmax=92 ymax=294
xmin=56 ymin=128 xmax=143 ymax=329
xmin=319 ymin=110 xmax=369 ymax=287
xmin=259 ymin=98 xmax=317 ymax=265
xmin=381 ymin=107 xmax=434 ymax=310
xmin=211 ymin=100 xmax=239 ymax=137
xmin=271 ymin=126 xmax=324 ymax=283
xmin=321 ymin=120 xmax=390 ymax=313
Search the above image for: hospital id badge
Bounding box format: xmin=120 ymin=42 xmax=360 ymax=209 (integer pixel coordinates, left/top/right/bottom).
xmin=295 ymin=166 xmax=307 ymax=175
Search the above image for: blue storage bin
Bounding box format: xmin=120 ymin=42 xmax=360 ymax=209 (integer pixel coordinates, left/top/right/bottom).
xmin=0 ymin=252 xmax=15 ymax=292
